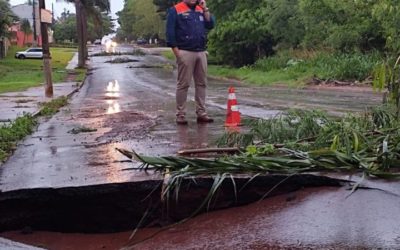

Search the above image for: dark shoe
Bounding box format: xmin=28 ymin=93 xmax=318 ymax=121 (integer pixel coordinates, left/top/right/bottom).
xmin=176 ymin=115 xmax=188 ymax=125
xmin=197 ymin=115 xmax=214 ymax=123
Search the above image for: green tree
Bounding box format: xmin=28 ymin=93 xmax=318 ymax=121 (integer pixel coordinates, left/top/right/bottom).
xmin=265 ymin=0 xmax=304 ymax=49
xmin=211 ymin=12 xmax=272 ymax=66
xmin=53 ymin=12 xmax=77 ymax=42
xmin=63 ymin=0 xmax=110 ymax=67
xmin=299 ymin=0 xmax=384 ymax=52
xmin=118 ymin=0 xmax=165 ymax=42
xmin=54 ymin=8 xmax=113 ymax=43
xmin=208 ymin=0 xmax=275 ymax=66
xmin=0 ymin=0 xmax=17 ymax=38
xmin=87 ymin=13 xmax=114 ymax=42
xmin=150 ymin=0 xmax=396 ymax=67
xmin=20 ymin=18 xmax=32 ymax=45
xmin=372 ymin=0 xmax=400 ymax=53
xmin=152 ymin=0 xmax=178 ymax=19
xmin=0 ymin=0 xmax=16 ymax=58
xmin=116 ymin=2 xmax=134 ymax=42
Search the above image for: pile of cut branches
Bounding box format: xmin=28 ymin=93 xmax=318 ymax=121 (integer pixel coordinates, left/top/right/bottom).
xmin=116 ymin=106 xmax=400 ymax=221
xmin=118 ymin=107 xmax=400 ymax=179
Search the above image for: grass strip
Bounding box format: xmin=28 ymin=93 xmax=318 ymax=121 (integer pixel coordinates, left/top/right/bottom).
xmin=38 ymin=96 xmax=69 ymax=116
xmin=0 ymin=115 xmax=37 ymax=162
xmin=0 ymin=47 xmax=76 ymax=93
xmin=161 ymin=49 xmax=381 ymax=86
xmin=0 ymin=95 xmax=70 ymax=163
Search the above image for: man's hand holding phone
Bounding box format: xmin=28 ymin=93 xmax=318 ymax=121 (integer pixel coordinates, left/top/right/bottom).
xmin=197 ymin=0 xmax=207 ymax=10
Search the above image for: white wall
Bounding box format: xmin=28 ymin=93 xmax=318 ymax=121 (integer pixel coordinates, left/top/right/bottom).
xmin=11 ymin=4 xmax=41 ymax=37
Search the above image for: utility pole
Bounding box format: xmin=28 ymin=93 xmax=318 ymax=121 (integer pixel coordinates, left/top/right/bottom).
xmin=75 ymin=0 xmax=85 ymax=68
xmin=32 ymin=0 xmax=37 ymax=45
xmin=39 ymin=0 xmax=53 ymax=98
xmin=52 ymin=3 xmax=55 ymax=25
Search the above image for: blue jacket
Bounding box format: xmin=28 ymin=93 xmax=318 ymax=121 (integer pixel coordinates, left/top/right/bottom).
xmin=166 ymin=2 xmax=215 ymax=51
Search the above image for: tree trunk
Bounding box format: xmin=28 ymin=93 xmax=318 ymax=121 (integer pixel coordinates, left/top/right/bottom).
xmin=39 ymin=0 xmax=53 ymax=97
xmin=0 ymin=40 xmax=4 ymax=59
xmin=81 ymin=7 xmax=88 ymax=60
xmin=75 ymin=0 xmax=85 ymax=68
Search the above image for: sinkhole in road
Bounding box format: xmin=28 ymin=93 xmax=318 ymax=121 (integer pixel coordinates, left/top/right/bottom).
xmin=0 ymin=175 xmax=347 ymax=233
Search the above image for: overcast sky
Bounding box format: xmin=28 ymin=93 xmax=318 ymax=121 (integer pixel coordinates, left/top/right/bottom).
xmin=9 ymin=0 xmax=124 ymax=22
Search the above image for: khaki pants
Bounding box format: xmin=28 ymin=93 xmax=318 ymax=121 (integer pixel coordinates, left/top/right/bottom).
xmin=176 ymin=50 xmax=208 ymax=117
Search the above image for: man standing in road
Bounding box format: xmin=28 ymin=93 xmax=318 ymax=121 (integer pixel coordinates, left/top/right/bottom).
xmin=166 ymin=0 xmax=215 ymax=125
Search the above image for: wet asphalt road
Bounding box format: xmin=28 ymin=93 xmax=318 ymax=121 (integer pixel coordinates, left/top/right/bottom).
xmin=0 ymin=45 xmax=383 ymax=191
xmin=3 ymin=44 xmax=399 ymax=249
xmin=0 ymin=45 xmax=226 ymax=191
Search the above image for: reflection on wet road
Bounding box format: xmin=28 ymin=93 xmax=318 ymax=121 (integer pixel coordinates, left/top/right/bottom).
xmin=0 ymin=45 xmax=393 ymax=249
xmin=106 ymin=80 xmax=121 ymax=114
xmin=177 ymin=123 xmax=209 ymax=149
xmin=106 ymin=100 xmax=120 ymax=115
xmin=0 ymin=45 xmax=384 ymax=191
xmin=106 ymin=79 xmax=120 ymax=93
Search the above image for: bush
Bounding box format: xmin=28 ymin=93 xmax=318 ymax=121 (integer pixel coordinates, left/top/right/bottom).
xmin=0 ymin=114 xmax=37 ymax=162
xmin=312 ymin=52 xmax=381 ymax=80
xmin=50 ymin=43 xmax=78 ymax=49
xmin=39 ymin=96 xmax=68 ymax=116
xmin=253 ymin=51 xmax=297 ymax=71
xmin=252 ymin=50 xmax=382 ymax=81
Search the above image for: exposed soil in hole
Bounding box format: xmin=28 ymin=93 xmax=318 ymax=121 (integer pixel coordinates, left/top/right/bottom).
xmin=0 ymin=186 xmax=349 ymax=250
xmin=1 ymin=231 xmax=132 ymax=250
xmin=0 ymin=175 xmax=346 ymax=234
xmin=126 ymin=187 xmax=341 ymax=250
xmin=3 ymin=182 xmax=399 ymax=250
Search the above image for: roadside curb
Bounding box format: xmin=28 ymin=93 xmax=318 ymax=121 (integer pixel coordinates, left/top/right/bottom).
xmin=207 ymin=74 xmax=243 ymax=84
xmin=32 ymin=71 xmax=89 ymax=118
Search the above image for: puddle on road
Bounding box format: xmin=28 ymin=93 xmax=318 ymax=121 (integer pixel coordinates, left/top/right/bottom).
xmin=208 ymin=100 xmax=281 ymax=119
xmin=105 ymin=80 xmax=121 ymax=115
xmin=176 ymin=123 xmax=210 ymax=149
xmin=106 ymin=100 xmax=121 ymax=114
xmin=107 ymin=80 xmax=120 ymax=92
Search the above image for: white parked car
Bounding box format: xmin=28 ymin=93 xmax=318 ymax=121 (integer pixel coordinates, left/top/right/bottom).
xmin=15 ymin=48 xmax=43 ymax=59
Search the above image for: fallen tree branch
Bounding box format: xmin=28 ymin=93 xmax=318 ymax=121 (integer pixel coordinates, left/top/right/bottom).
xmin=177 ymin=147 xmax=241 ymax=155
xmin=116 ymin=148 xmax=135 ymax=159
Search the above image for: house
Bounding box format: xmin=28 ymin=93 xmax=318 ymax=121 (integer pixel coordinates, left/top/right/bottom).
xmin=10 ymin=3 xmax=54 ymax=47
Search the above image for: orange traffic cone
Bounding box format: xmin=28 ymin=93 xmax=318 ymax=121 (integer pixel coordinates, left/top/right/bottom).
xmin=225 ymin=86 xmax=241 ymax=127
